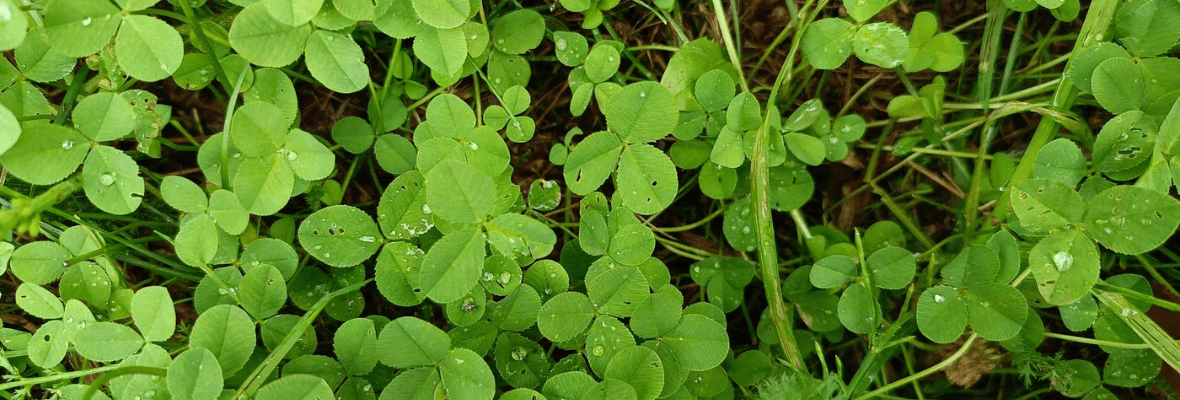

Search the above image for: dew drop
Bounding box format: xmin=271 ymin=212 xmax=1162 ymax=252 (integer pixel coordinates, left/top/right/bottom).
xmin=483 ymin=272 xmax=494 ymax=281
xmin=359 ymin=236 xmax=376 ymax=243
xmin=556 ymin=39 xmax=567 ymax=51
xmin=99 ymin=173 xmax=115 ymax=186
xmin=82 ymin=17 xmax=93 ymax=26
xmin=422 ymin=204 xmax=432 ymax=214
xmin=591 ymin=345 xmax=605 ymax=356
xmin=61 ymin=140 xmax=74 ymax=150
xmin=286 ymin=150 xmax=298 ymax=161
xmin=511 ymin=346 xmax=528 ymax=361
xmin=1052 ymin=251 xmax=1073 ymax=272
xmin=469 ymin=142 xmax=479 ymax=150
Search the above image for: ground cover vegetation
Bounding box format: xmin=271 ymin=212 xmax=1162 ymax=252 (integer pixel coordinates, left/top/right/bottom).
xmin=1 ymin=0 xmax=1180 ymax=399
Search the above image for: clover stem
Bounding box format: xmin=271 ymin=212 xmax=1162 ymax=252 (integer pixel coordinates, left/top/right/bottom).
xmin=79 ymin=366 xmax=167 ymax=400
xmin=709 ymin=0 xmax=748 ymax=93
xmin=53 ymin=63 xmax=90 ymax=126
xmin=855 ymin=334 xmax=979 ymax=400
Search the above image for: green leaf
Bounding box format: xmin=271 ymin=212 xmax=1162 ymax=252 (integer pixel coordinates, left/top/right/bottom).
xmin=0 ymin=121 xmax=88 ymax=185
xmin=263 ymin=0 xmax=322 ymax=26
xmin=486 ymin=213 xmax=556 ymax=263
xmin=726 ymin=92 xmax=761 ymax=132
xmin=586 ymin=261 xmax=649 ymax=318
xmin=698 ymin=161 xmax=738 ymax=199
xmin=1081 ymin=185 xmax=1180 ymax=254
xmin=229 ymin=3 xmax=312 ymax=68
xmin=1105 ymin=350 xmax=1160 ymax=388
xmin=608 ymin=224 xmax=655 ymax=266
xmin=1060 ymin=294 xmax=1099 ymax=332
xmin=421 ymin=228 xmax=485 ymax=303
xmin=73 ymin=92 xmax=136 ymax=141
xmin=616 ymin=144 xmax=678 ymax=214
xmin=27 ymin=320 xmax=68 ymax=367
xmin=917 ymin=286 xmax=967 ymax=343
xmin=131 ymin=286 xmax=176 ymax=342
xmin=175 ymin=215 xmax=219 ymax=267
xmin=416 ymin=26 xmax=469 ymax=77
xmin=1115 ymin=0 xmax=1180 ymax=57
xmin=1092 ymin=111 xmax=1155 ymax=173
xmin=604 ymin=346 xmax=664 ymax=400
xmin=374 ymin=133 xmax=418 ymax=174
xmin=866 ymin=246 xmax=916 ymax=290
xmin=282 ymin=129 xmax=335 ymax=181
xmin=709 ymin=127 xmax=744 ymax=168
xmin=1048 ymin=359 xmax=1101 ymax=396
xmin=492 ymin=332 xmax=550 ymax=388
xmin=784 ymin=132 xmax=825 ymax=166
xmin=411 ymin=0 xmax=469 ymax=29
xmin=167 ymin=348 xmax=223 ymax=400
xmin=42 ymin=0 xmax=120 ymax=57
xmin=190 ymin=305 xmax=256 ymax=377
xmin=585 ymin=46 xmax=621 ymax=83
xmin=585 ymin=316 xmax=636 ymax=375
xmin=554 ymin=31 xmax=590 ymax=67
xmin=16 ymin=283 xmax=63 ymax=319
xmin=10 ymin=241 xmax=70 ymax=284
xmin=844 ymin=0 xmax=888 ymax=22
xmin=304 ymin=30 xmax=369 ymax=93
xmin=987 ymin=230 xmax=1022 ymax=284
xmin=940 ymin=245 xmax=1000 ymax=290
xmin=74 ymin=321 xmax=143 ymax=362
xmin=693 ymin=69 xmax=735 ymax=113
xmin=116 ymin=16 xmax=183 ymax=82
xmin=297 ymin=205 xmax=382 ymax=267
xmin=606 ymin=82 xmax=676 ymax=143
xmin=690 ymin=257 xmax=753 ymax=313
xmin=375 ymin=242 xmax=427 ymax=306
xmin=1010 ymin=179 xmax=1085 ymax=233
xmin=238 ymin=264 xmax=286 ymax=318
xmin=1091 ymin=58 xmax=1145 ymax=114
xmin=654 ymin=314 xmax=727 ymax=371
xmin=488 ymin=285 xmax=542 ymax=331
xmin=255 ymin=375 xmax=334 ymax=400
xmin=0 ymin=104 xmax=18 ymax=155
xmin=629 ymin=287 xmax=683 ymax=338
xmin=15 ymin=31 xmax=75 ymax=84
xmin=965 ymin=283 xmax=1028 ymax=341
xmin=440 ymin=348 xmax=496 ymax=400
xmin=1066 ymin=42 xmax=1130 ymax=93
xmin=208 ymin=190 xmax=248 ymax=235
xmin=1033 ymin=138 xmax=1086 ymax=186
xmin=377 ymin=171 xmax=433 ymax=240
xmin=231 ymin=102 xmax=288 ymax=157
xmin=425 ymin=160 xmax=496 ymax=223
xmin=801 ymin=18 xmax=856 ymax=69
xmin=234 ymin=154 xmax=295 ymax=215
xmin=564 ymin=132 xmax=623 ymax=195
xmin=376 ymin=316 xmax=450 ymax=368
xmin=161 ymin=176 xmax=207 ymax=212
xmin=330 ymin=116 xmax=374 ymax=154
xmin=1030 ymin=229 xmax=1100 ymax=305
xmin=333 ymin=318 xmax=379 ymax=375
xmin=492 ymin=10 xmax=544 ymax=54
xmin=810 ymin=255 xmax=857 ymax=289
xmin=0 ymin=0 xmax=27 ymax=51
xmin=853 ymin=23 xmax=909 ymax=68
xmin=722 ymin=197 xmax=758 ymax=253
xmin=82 ymin=146 xmax=144 ymax=215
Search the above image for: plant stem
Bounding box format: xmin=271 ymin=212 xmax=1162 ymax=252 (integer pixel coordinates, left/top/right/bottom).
xmin=79 ymin=366 xmax=168 ymax=400
xmin=855 ymin=334 xmax=979 ymax=400
xmin=0 ymin=174 xmax=83 ymax=236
